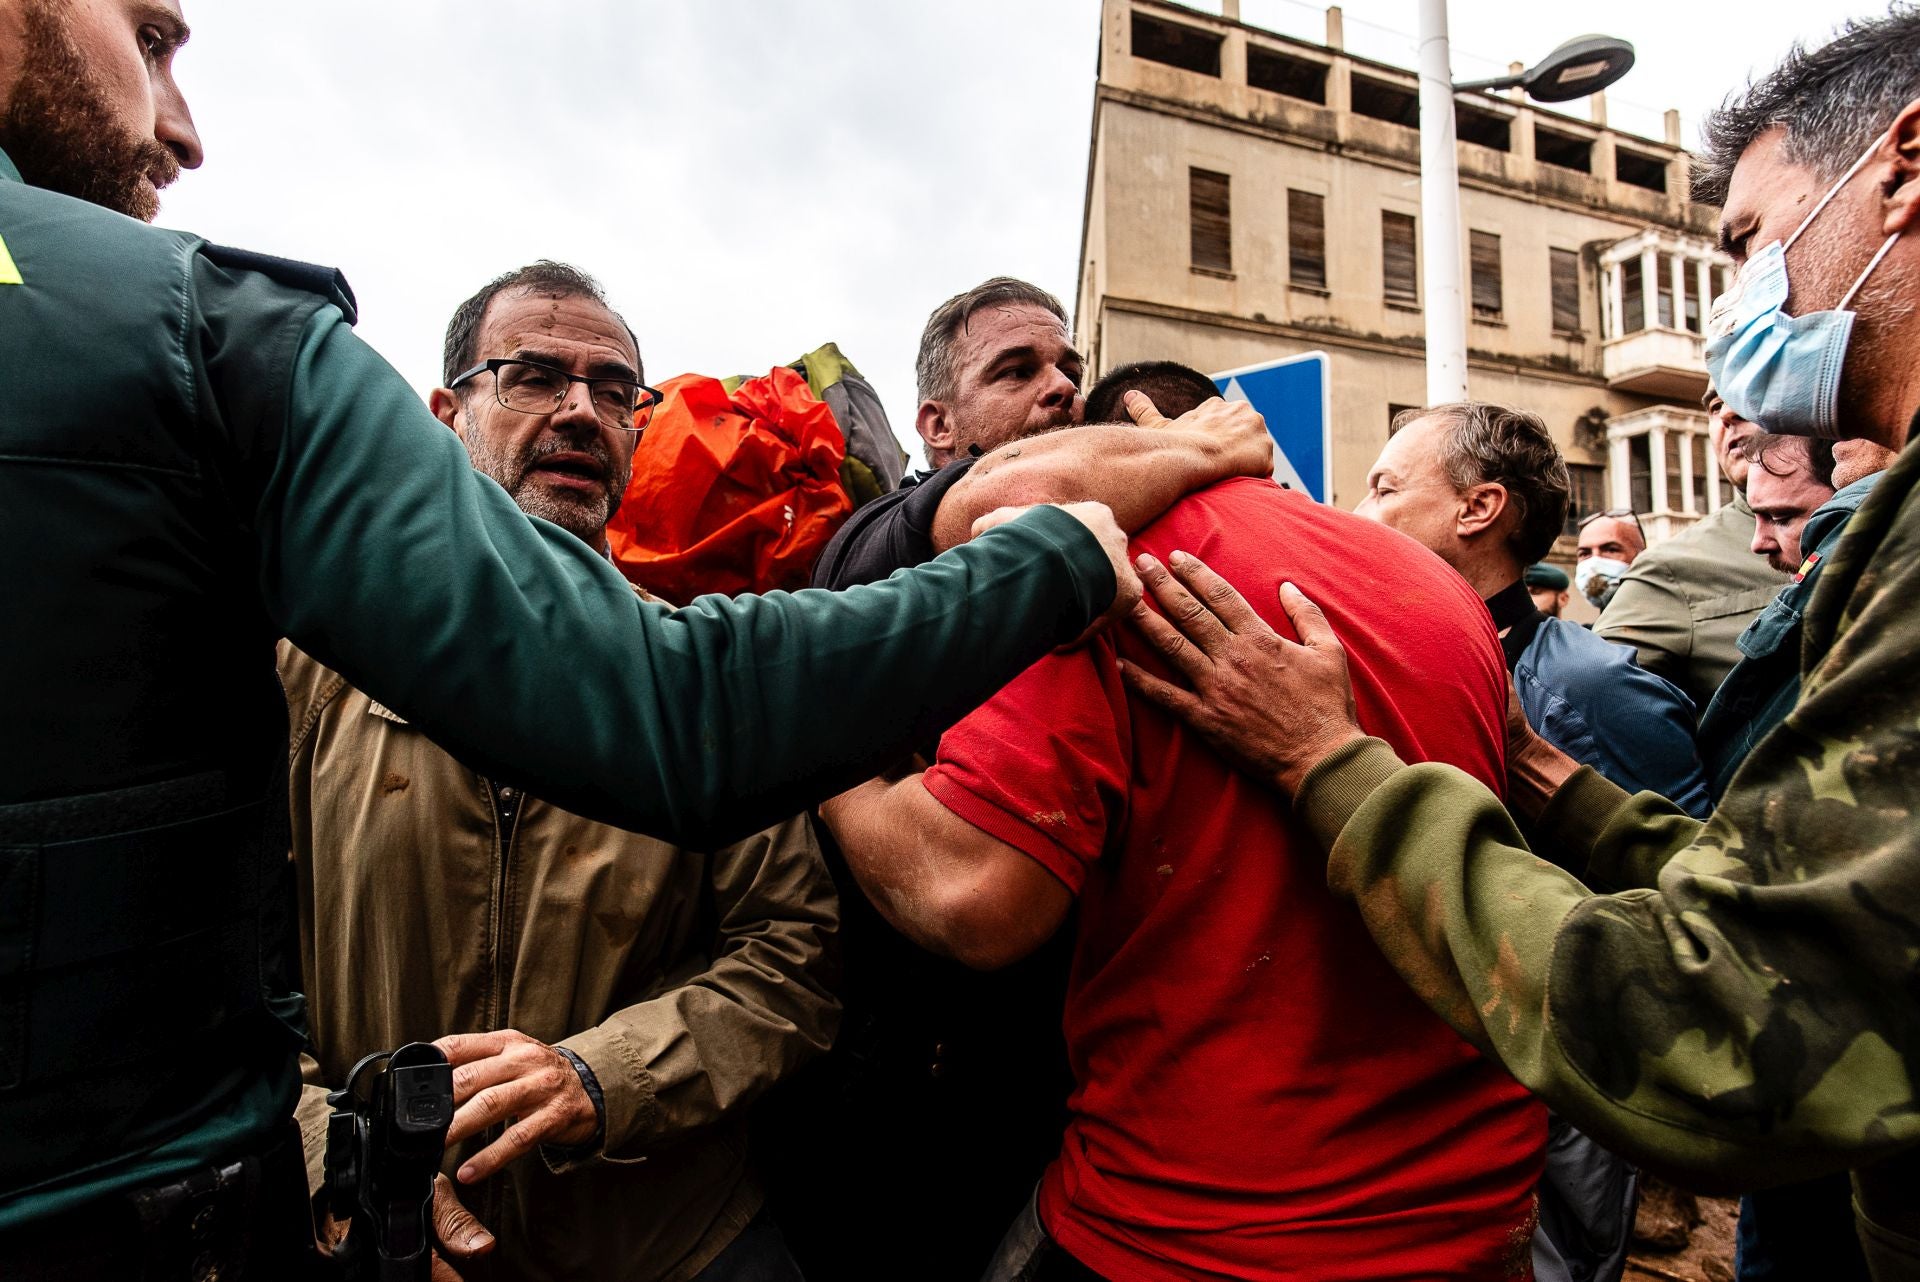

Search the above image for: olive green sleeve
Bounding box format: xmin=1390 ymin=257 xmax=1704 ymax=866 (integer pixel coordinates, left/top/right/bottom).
xmin=240 ymin=304 xmax=1114 ymax=849
xmin=1294 ymin=722 xmax=1920 ymax=1187
xmin=1593 ymin=565 xmax=1692 ymax=687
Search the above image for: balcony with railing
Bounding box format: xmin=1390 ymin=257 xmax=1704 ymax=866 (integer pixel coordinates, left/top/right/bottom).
xmin=1599 ymin=229 xmax=1731 ymax=401
xmin=1605 ymin=404 xmax=1729 ymax=542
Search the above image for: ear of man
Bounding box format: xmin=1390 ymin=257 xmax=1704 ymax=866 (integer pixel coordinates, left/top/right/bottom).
xmin=916 ymin=400 xmax=956 ymax=460
xmin=1455 ymin=482 xmax=1511 ymax=542
xmin=429 ymin=387 xmax=464 ymax=435
xmin=1884 ymin=96 xmax=1920 ymax=236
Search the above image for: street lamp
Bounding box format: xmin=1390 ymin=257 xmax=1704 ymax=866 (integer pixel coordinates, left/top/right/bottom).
xmin=1417 ymin=4 xmax=1636 ymax=402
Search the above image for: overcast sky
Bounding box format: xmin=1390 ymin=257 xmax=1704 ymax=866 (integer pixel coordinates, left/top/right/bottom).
xmin=159 ymin=0 xmax=1859 ymax=457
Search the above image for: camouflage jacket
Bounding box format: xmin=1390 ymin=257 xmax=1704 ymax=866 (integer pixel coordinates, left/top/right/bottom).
xmin=1295 ymin=429 xmax=1920 ymax=1276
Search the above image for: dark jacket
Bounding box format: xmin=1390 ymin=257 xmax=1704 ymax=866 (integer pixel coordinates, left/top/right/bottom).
xmin=1697 ymin=474 xmax=1880 ymax=801
xmin=1516 ymin=617 xmax=1712 ymax=819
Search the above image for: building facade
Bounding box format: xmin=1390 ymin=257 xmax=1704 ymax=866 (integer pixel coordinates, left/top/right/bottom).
xmin=1075 ymin=0 xmax=1733 ymax=569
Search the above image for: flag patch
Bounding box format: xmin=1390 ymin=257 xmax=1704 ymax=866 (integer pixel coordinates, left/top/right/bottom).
xmin=0 ymin=230 xmax=20 ymax=285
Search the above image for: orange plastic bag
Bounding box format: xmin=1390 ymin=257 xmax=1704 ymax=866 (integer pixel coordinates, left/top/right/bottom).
xmin=607 ymin=365 xmax=852 ymax=602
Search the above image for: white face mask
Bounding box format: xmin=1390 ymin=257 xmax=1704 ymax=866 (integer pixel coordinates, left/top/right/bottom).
xmin=1576 ymin=556 xmax=1632 ymax=608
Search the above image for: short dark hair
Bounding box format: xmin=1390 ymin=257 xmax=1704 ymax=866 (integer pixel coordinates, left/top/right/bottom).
xmin=1083 ymin=360 xmax=1220 ymax=424
xmin=915 ymin=277 xmax=1070 ymax=405
xmin=1696 ymin=7 xmax=1920 ymax=206
xmin=1744 ymin=432 xmax=1837 ymax=489
xmin=441 ymin=260 xmax=636 ymax=388
xmin=1391 ymin=402 xmax=1572 ymax=566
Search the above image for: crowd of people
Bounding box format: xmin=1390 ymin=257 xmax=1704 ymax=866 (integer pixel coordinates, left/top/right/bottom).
xmin=2 ymin=1 xmax=1918 ymax=1280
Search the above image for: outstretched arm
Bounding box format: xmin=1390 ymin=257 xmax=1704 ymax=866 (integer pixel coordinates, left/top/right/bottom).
xmin=929 ymin=395 xmax=1275 ymax=552
xmin=241 ymin=290 xmax=1137 ymax=849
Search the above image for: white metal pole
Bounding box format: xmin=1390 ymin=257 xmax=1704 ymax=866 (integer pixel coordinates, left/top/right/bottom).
xmin=1417 ymin=0 xmax=1468 ymax=403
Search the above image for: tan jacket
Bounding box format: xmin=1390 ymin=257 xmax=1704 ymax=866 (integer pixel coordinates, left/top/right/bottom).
xmin=280 ymin=644 xmax=840 ymax=1282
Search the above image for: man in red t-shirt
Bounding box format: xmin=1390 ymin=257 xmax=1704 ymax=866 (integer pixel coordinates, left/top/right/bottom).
xmin=822 ymin=471 xmax=1546 ymax=1281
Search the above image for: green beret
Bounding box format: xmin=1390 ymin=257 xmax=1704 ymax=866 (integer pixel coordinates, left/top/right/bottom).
xmin=1525 ymin=563 xmax=1571 ymax=590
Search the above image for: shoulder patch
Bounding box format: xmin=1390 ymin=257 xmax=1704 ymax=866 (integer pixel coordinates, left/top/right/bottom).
xmin=200 ymin=243 xmax=357 ymax=325
xmin=0 ymin=229 xmax=20 ymax=285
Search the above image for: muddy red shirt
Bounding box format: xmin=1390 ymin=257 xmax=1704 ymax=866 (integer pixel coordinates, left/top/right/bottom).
xmin=924 ymin=478 xmax=1545 ymax=1281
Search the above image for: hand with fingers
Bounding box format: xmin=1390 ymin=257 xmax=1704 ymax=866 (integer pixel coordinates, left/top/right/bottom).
xmin=971 ymin=500 xmax=1143 ymax=636
xmin=319 ymin=1172 xmax=495 ymax=1280
xmin=1119 ymin=549 xmax=1363 ymax=798
xmin=435 ymin=1030 xmax=600 ymax=1187
xmin=429 ymin=1173 xmax=495 ymax=1281
xmin=1122 ymin=389 xmax=1276 ymax=477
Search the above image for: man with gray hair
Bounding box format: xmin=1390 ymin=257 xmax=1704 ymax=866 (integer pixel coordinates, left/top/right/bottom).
xmin=1357 ymin=401 xmax=1709 ymax=1282
xmin=814 ymin=277 xmax=1272 ymax=588
xmin=790 ymin=284 xmax=1274 ymax=1279
xmin=1112 ymin=9 xmax=1920 ymax=1274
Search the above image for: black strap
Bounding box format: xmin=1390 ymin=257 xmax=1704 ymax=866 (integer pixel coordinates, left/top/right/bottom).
xmin=201 ymin=243 xmax=358 ymax=325
xmin=1485 ymin=580 xmax=1546 ymax=674
xmin=0 ymin=773 xmax=280 ymax=1088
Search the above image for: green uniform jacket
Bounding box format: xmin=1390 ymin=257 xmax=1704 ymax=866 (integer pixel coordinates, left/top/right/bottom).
xmin=1296 ymin=430 xmax=1920 ymax=1273
xmin=1593 ymin=495 xmax=1784 ymax=713
xmin=0 ymin=150 xmax=1112 ymax=1227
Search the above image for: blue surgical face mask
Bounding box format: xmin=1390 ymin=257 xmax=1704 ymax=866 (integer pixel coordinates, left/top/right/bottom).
xmin=1705 ymin=133 xmax=1902 ymax=439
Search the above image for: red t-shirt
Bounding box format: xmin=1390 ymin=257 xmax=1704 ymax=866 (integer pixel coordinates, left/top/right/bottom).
xmin=924 ymin=478 xmax=1545 ymax=1281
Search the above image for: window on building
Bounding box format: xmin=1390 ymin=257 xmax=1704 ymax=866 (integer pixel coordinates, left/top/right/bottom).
xmin=1550 ymin=248 xmax=1581 ymax=333
xmin=1132 ymin=12 xmax=1222 ymax=76
xmin=1470 ymin=230 xmax=1503 ymax=320
xmin=1455 ymin=102 xmax=1512 ymax=151
xmin=1248 ymin=46 xmax=1327 ymax=103
xmin=1621 ymin=256 xmax=1645 ymax=333
xmin=1664 ymin=432 xmax=1686 ymax=511
xmin=1190 ymin=168 xmax=1232 ymax=273
xmin=1565 ymin=463 xmax=1608 ymax=535
xmin=1628 ymin=435 xmax=1653 ymax=514
xmin=1615 ymin=149 xmax=1668 ymax=194
xmin=1656 ymin=253 xmax=1677 ymax=328
xmin=1719 ymin=473 xmax=1736 ymax=507
xmin=1351 ymin=74 xmax=1419 ymax=127
xmin=1535 ymin=126 xmax=1593 ymax=173
xmin=1382 ymin=211 xmax=1418 ymax=305
xmin=1681 ymin=263 xmax=1703 ymax=334
xmin=1712 ymin=265 xmax=1730 ymax=304
xmin=1288 ymin=190 xmax=1327 ymax=290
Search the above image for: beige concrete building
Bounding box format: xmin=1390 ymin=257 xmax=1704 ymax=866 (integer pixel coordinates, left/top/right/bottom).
xmin=1075 ymin=0 xmax=1734 ymax=568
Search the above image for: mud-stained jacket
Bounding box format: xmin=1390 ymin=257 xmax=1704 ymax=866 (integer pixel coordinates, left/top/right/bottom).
xmin=282 ymin=645 xmax=840 ymax=1282
xmin=1293 ymin=426 xmax=1920 ymax=1277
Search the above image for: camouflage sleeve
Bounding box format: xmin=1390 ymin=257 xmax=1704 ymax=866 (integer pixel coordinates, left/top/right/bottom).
xmin=1295 ymin=705 xmax=1920 ymax=1186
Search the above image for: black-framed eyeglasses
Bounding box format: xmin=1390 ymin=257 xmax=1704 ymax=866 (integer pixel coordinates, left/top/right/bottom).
xmin=1578 ymin=507 xmax=1646 ymax=540
xmin=450 ymin=358 xmax=663 ymax=434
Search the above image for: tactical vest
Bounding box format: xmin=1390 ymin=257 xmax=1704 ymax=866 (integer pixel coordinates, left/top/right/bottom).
xmin=0 ymin=157 xmax=350 ymax=1221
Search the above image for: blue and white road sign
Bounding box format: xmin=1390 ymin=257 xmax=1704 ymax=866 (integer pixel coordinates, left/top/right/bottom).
xmin=1212 ymin=352 xmax=1331 ymax=503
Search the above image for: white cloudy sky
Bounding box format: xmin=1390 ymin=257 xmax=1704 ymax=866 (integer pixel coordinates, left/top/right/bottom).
xmin=159 ymin=0 xmax=1857 ymax=456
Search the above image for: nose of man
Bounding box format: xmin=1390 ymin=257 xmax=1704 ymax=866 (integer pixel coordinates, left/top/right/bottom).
xmin=155 ymin=78 xmax=204 ymax=172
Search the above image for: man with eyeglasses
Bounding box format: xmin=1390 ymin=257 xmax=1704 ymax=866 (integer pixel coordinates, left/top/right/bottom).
xmin=279 ymin=262 xmax=834 ymax=1281
xmin=1591 ymin=393 xmax=1785 ymax=712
